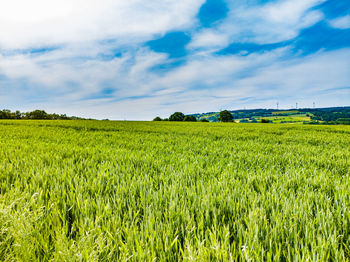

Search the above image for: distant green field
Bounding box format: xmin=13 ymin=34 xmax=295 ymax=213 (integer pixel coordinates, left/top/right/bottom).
xmin=198 ymin=111 xmax=314 ymax=123
xmin=257 ymin=114 xmax=311 ymax=123
xmin=272 ymin=111 xmax=299 ymax=115
xmin=1 ymin=120 xmax=349 ymax=261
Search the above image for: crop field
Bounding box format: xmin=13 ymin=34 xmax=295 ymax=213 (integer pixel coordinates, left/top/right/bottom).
xmin=259 ymin=115 xmax=312 ymax=124
xmin=0 ymin=120 xmax=350 ymax=261
xmin=272 ymin=111 xmax=299 ymax=115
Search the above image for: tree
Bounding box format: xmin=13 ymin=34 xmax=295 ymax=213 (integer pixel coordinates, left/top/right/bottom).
xmin=0 ymin=109 xmax=90 ymax=120
xmin=261 ymin=118 xmax=270 ymax=123
xmin=184 ymin=115 xmax=197 ymax=122
xmin=169 ymin=112 xmax=185 ymax=121
xmin=218 ymin=110 xmax=234 ymax=122
xmin=15 ymin=110 xmax=22 ymax=119
xmin=28 ymin=110 xmax=48 ymax=119
xmin=200 ymin=119 xmax=209 ymax=122
xmin=153 ymin=116 xmax=162 ymax=121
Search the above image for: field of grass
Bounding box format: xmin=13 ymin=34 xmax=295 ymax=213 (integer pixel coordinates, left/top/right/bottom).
xmin=258 ymin=114 xmax=312 ymax=123
xmin=1 ymin=120 xmax=350 ymax=261
xmin=272 ymin=111 xmax=299 ymax=115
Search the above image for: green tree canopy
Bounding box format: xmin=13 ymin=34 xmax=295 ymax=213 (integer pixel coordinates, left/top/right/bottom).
xmin=218 ymin=110 xmax=234 ymax=122
xmin=183 ymin=115 xmax=197 ymax=122
xmin=0 ymin=109 xmax=86 ymax=120
xmin=169 ymin=112 xmax=185 ymax=121
xmin=153 ymin=116 xmax=162 ymax=121
xmin=28 ymin=110 xmax=48 ymax=120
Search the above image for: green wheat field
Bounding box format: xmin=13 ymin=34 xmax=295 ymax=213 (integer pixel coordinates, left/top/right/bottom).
xmin=1 ymin=120 xmax=349 ymax=261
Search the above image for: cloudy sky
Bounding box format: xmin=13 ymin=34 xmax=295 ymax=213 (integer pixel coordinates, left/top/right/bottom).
xmin=0 ymin=0 xmax=349 ymax=119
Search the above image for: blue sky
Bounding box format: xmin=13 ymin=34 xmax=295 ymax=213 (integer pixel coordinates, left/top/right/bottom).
xmin=0 ymin=0 xmax=349 ymax=120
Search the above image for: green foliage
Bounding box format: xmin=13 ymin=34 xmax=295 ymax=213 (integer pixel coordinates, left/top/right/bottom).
xmin=336 ymin=118 xmax=350 ymax=124
xmin=0 ymin=109 xmax=13 ymax=119
xmin=28 ymin=109 xmax=49 ymax=119
xmin=200 ymin=119 xmax=209 ymax=122
xmin=183 ymin=115 xmax=197 ymax=122
xmin=218 ymin=110 xmax=234 ymax=122
xmin=0 ymin=109 xmax=85 ymax=120
xmin=0 ymin=120 xmax=350 ymax=261
xmin=194 ymin=107 xmax=350 ymax=124
xmin=311 ymin=108 xmax=350 ymax=122
xmin=169 ymin=112 xmax=185 ymax=121
xmin=153 ymin=116 xmax=162 ymax=121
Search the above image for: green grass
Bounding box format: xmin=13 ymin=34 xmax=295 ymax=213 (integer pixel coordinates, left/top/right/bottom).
xmin=272 ymin=111 xmax=299 ymax=115
xmin=260 ymin=115 xmax=311 ymax=123
xmin=1 ymin=120 xmax=350 ymax=261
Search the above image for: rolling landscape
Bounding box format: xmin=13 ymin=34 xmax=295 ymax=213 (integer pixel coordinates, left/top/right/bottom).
xmin=1 ymin=0 xmax=350 ymax=261
xmin=195 ymin=107 xmax=350 ymax=124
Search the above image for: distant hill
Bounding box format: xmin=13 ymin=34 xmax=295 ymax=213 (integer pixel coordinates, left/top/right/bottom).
xmin=192 ymin=107 xmax=350 ymax=124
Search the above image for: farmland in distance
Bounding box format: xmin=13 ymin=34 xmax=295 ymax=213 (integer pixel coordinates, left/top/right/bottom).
xmin=0 ymin=120 xmax=349 ymax=261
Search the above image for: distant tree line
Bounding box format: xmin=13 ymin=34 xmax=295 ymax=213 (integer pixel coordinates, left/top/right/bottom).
xmin=309 ymin=109 xmax=350 ymax=124
xmin=153 ymin=112 xmax=198 ymax=122
xmin=0 ymin=109 xmax=86 ymax=120
xmin=153 ymin=110 xmax=235 ymax=122
xmin=192 ymin=107 xmax=350 ymax=124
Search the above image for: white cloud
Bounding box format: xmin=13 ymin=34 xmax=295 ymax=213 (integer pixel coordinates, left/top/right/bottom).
xmin=0 ymin=0 xmax=204 ymax=49
xmin=261 ymin=0 xmax=324 ymax=24
xmin=233 ymin=49 xmax=350 ymax=95
xmin=188 ymin=30 xmax=230 ymax=50
xmin=2 ymin=43 xmax=349 ymax=120
xmin=0 ymin=48 xmax=167 ymax=100
xmin=233 ymin=0 xmax=325 ymax=43
xmin=190 ymin=0 xmax=325 ymax=51
xmin=329 ymin=15 xmax=350 ymax=29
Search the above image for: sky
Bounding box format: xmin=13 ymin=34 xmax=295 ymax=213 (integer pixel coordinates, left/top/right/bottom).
xmin=0 ymin=0 xmax=349 ymax=120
